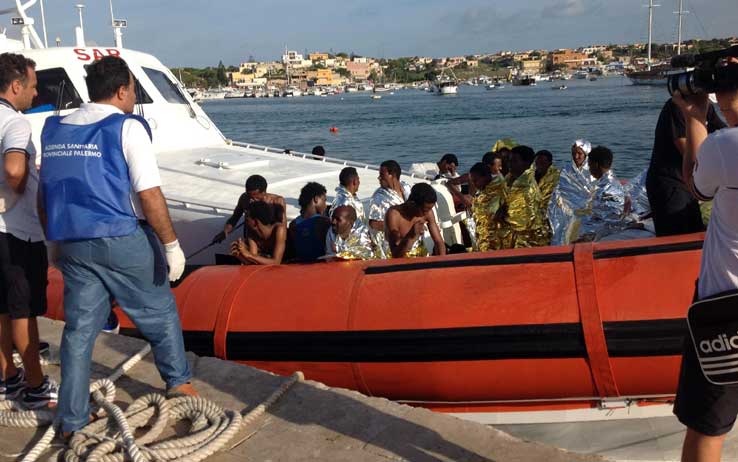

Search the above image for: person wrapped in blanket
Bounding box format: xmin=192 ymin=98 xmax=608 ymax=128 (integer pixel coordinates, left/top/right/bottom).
xmin=385 ymin=183 xmax=447 ymax=258
xmin=574 ymin=146 xmax=654 ymax=242
xmin=368 ymin=160 xmax=411 ymax=258
xmin=497 ymin=145 xmax=549 ymax=248
xmin=548 ymin=139 xmax=596 ymax=245
xmin=331 ymin=167 xmax=366 ymax=224
xmin=445 ymin=162 xmax=507 ymax=251
xmin=534 ymin=150 xmax=561 ymax=242
xmin=324 ymin=205 xmax=377 ymax=261
xmin=534 ymin=150 xmax=561 ymax=211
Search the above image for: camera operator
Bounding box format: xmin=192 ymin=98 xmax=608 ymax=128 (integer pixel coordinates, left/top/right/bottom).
xmin=646 ymin=94 xmax=725 ymax=237
xmin=671 ymin=56 xmax=738 ymax=462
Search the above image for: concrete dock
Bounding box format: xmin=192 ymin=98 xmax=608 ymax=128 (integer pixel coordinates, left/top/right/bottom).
xmin=0 ymin=318 xmax=604 ymax=462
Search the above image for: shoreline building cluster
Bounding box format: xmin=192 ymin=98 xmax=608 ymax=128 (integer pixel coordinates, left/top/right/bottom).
xmin=215 ymin=36 xmax=738 ymax=95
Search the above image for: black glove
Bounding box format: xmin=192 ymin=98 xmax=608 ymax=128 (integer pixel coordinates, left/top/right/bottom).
xmin=212 ymin=231 xmax=226 ymax=244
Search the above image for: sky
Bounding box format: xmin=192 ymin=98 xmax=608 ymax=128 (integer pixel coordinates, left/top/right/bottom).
xmin=4 ymin=0 xmax=736 ymax=67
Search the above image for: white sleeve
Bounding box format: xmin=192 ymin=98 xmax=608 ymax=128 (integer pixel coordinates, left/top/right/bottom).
xmin=693 ymin=135 xmax=723 ymax=200
xmin=1 ymin=117 xmax=32 ymax=156
xmin=122 ymin=119 xmax=161 ymax=193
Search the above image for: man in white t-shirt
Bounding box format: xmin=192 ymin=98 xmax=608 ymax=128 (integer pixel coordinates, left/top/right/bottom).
xmin=671 ymin=57 xmax=738 ymax=462
xmin=0 ymin=53 xmax=58 ymax=409
xmin=38 ymin=56 xmax=195 ymax=436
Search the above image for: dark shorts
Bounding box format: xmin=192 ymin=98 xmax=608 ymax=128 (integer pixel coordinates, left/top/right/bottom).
xmin=0 ymin=232 xmax=48 ymax=320
xmin=674 ymin=287 xmax=738 ymax=436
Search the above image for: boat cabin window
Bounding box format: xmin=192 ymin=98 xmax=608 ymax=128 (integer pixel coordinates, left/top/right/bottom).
xmin=134 ymin=78 xmax=153 ymax=105
xmin=142 ymin=67 xmax=188 ymax=105
xmin=27 ymin=68 xmax=83 ymax=114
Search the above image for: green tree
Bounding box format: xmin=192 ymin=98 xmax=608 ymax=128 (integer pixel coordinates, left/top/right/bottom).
xmin=216 ymin=61 xmax=228 ymax=86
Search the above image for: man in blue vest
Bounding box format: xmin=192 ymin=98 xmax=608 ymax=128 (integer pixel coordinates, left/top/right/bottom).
xmin=38 ymin=56 xmax=195 ymax=436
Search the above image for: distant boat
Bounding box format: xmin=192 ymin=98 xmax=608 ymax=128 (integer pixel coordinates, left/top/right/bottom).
xmin=625 ymin=0 xmax=681 ymax=87
xmin=485 ymin=84 xmax=497 ymax=90
xmin=283 ymin=86 xmax=303 ymax=97
xmin=371 ymin=94 xmax=382 ymax=100
xmin=512 ymin=76 xmax=535 ymax=86
xmin=433 ymin=68 xmax=459 ymax=95
xmin=552 ymin=85 xmax=567 ymax=90
xmin=224 ymin=90 xmax=245 ymax=99
xmin=588 ymin=75 xmax=598 ymax=82
xmin=573 ymin=70 xmax=588 ymax=80
xmin=626 ymin=65 xmax=670 ymax=86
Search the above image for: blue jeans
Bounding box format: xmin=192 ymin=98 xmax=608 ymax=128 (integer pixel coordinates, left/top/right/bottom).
xmin=56 ymin=225 xmax=191 ymax=433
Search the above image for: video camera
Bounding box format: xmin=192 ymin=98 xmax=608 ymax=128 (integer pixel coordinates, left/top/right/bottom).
xmin=667 ymin=45 xmax=738 ymax=97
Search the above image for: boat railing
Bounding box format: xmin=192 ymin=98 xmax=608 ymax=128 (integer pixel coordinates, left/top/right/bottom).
xmin=230 ymin=141 xmax=434 ymax=180
xmin=166 ymin=195 xmax=232 ymax=216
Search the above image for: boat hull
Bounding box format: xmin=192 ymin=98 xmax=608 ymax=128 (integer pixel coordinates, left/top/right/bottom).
xmin=44 ymin=233 xmax=703 ymax=420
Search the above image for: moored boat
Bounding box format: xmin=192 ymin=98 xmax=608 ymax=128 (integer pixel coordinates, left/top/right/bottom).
xmin=433 ymin=68 xmax=459 ymax=95
xmin=46 ymin=232 xmax=703 ymax=424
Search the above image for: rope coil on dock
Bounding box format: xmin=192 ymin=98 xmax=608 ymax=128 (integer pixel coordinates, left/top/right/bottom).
xmin=0 ymin=343 xmax=304 ymax=462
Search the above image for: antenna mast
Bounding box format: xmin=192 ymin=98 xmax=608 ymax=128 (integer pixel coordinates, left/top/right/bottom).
xmin=674 ymin=0 xmax=688 ymax=55
xmin=74 ymin=4 xmax=85 ymax=47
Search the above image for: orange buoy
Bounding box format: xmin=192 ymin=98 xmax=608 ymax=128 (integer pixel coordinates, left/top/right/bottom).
xmin=329 ymin=127 xmax=338 ymax=133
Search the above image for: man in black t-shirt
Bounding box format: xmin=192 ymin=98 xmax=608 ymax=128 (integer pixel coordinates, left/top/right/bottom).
xmin=646 ymin=98 xmax=726 ymax=236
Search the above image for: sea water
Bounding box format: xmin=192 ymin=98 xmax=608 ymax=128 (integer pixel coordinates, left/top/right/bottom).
xmin=204 ymin=76 xmax=674 ymax=179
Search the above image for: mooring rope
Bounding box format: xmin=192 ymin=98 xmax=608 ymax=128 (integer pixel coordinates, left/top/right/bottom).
xmin=0 ymin=343 xmax=303 ymax=462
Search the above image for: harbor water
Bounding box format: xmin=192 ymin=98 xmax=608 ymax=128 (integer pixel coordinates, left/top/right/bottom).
xmin=203 ymin=76 xmax=675 ymax=179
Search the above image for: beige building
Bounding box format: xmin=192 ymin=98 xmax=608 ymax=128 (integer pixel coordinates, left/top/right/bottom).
xmin=346 ymin=61 xmax=371 ymax=81
xmin=520 ymin=58 xmax=545 ymax=75
xmin=549 ymin=50 xmax=589 ymax=70
xmin=309 ymin=52 xmax=329 ymax=62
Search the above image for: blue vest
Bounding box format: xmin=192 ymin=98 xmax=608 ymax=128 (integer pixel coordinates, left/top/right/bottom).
xmin=40 ymin=113 xmax=152 ymax=241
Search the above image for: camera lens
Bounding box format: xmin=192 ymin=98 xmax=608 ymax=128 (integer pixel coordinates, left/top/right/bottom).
xmin=668 ymin=72 xmax=699 ymax=97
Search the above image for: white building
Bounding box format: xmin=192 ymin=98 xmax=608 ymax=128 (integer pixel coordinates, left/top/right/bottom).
xmin=282 ymin=50 xmax=307 ymax=66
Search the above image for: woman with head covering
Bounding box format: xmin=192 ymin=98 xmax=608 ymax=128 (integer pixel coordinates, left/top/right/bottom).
xmin=547 ymin=139 xmax=597 ymax=245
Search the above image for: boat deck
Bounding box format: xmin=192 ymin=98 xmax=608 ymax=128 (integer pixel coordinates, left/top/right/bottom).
xmin=2 ymin=318 xmax=601 ymax=462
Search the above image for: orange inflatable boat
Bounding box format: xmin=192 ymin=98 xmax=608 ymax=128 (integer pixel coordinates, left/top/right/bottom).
xmin=46 ymin=232 xmax=703 ymax=423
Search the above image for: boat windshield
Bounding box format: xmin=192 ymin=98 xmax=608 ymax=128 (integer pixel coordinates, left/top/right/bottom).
xmin=142 ymin=67 xmax=189 ymax=105
xmin=27 ymin=67 xmax=83 ymax=114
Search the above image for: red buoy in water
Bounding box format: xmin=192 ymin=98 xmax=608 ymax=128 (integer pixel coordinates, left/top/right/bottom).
xmin=329 ymin=127 xmax=339 ymax=133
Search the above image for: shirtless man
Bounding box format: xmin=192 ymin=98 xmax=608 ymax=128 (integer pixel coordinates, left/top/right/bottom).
xmin=230 ymin=201 xmax=286 ymax=265
xmin=385 ymin=183 xmax=446 ymax=258
xmin=216 ymin=174 xmax=286 ymax=242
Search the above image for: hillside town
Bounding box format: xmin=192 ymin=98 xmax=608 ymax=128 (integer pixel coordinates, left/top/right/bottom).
xmin=175 ymin=36 xmax=738 ymax=99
